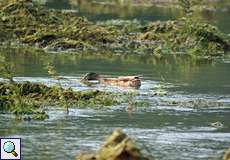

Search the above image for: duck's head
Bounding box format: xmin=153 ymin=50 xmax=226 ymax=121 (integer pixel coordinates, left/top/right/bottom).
xmin=82 ymin=72 xmax=101 ymax=81
xmin=130 ymin=77 xmax=141 ymax=88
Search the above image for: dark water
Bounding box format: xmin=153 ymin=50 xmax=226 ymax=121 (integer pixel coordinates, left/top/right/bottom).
xmin=0 ymin=47 xmax=230 ymax=160
xmin=1 ymin=1 xmax=230 ymax=160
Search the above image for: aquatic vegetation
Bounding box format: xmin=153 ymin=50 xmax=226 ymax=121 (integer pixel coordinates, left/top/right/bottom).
xmin=97 ymin=19 xmax=143 ymax=34
xmin=153 ymin=83 xmax=168 ymax=96
xmin=0 ymin=0 xmax=229 ymax=56
xmin=0 ymin=81 xmax=49 ymax=120
xmin=136 ymin=18 xmax=230 ymax=56
xmin=77 ymin=129 xmax=154 ymax=160
xmin=164 ymin=98 xmax=225 ymax=108
xmin=0 ymin=81 xmax=128 ymax=120
xmin=0 ymin=0 xmax=116 ymax=51
xmin=131 ymin=101 xmax=150 ymax=107
xmin=0 ymin=54 xmax=130 ymax=120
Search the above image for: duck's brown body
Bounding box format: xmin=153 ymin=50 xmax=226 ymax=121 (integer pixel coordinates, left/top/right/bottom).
xmin=82 ymin=73 xmax=141 ymax=88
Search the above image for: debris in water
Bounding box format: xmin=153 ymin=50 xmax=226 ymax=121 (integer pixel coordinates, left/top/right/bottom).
xmin=223 ymin=147 xmax=230 ymax=160
xmin=77 ymin=129 xmax=154 ymax=160
xmin=210 ymin=121 xmax=224 ymax=128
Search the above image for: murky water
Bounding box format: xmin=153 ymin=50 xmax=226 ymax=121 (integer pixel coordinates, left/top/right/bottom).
xmin=0 ymin=47 xmax=230 ymax=160
xmin=40 ymin=0 xmax=230 ymax=33
xmin=1 ymin=1 xmax=230 ymax=160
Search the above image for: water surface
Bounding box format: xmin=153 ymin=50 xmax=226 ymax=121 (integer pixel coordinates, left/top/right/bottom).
xmin=0 ymin=47 xmax=230 ymax=160
xmin=1 ymin=0 xmax=230 ymax=159
xmin=40 ymin=0 xmax=230 ymax=33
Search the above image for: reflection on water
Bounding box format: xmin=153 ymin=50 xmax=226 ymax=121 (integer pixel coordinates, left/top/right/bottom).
xmin=1 ymin=0 xmax=230 ymax=159
xmin=1 ymin=47 xmax=230 ymax=94
xmin=37 ymin=0 xmax=230 ymax=33
xmin=42 ymin=0 xmax=180 ymax=21
xmin=0 ymin=47 xmax=230 ymax=159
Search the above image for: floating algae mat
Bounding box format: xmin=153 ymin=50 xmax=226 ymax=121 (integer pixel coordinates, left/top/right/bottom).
xmin=0 ymin=0 xmax=229 ymax=56
xmin=0 ymin=81 xmax=128 ymax=120
xmin=0 ymin=0 xmax=116 ymax=50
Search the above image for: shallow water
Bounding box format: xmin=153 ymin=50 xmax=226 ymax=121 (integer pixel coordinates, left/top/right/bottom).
xmin=40 ymin=0 xmax=230 ymax=33
xmin=1 ymin=0 xmax=230 ymax=159
xmin=1 ymin=108 xmax=230 ymax=160
xmin=0 ymin=47 xmax=230 ymax=160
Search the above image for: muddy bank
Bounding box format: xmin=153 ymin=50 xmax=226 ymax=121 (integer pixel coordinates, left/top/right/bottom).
xmin=77 ymin=129 xmax=154 ymax=160
xmin=0 ymin=0 xmax=229 ymax=56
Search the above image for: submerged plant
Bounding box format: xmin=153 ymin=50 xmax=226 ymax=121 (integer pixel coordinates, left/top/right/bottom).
xmin=153 ymin=76 xmax=168 ymax=96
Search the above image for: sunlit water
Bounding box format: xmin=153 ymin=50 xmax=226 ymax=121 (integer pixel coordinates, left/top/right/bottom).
xmin=1 ymin=0 xmax=230 ymax=159
xmin=0 ymin=47 xmax=230 ymax=160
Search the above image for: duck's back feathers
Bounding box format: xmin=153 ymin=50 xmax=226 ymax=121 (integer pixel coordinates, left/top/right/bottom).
xmin=118 ymin=76 xmax=140 ymax=81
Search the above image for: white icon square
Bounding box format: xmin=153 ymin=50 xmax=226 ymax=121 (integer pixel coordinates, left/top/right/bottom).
xmin=0 ymin=138 xmax=21 ymax=160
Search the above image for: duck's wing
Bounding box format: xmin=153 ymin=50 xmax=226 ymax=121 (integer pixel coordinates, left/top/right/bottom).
xmin=118 ymin=76 xmax=140 ymax=81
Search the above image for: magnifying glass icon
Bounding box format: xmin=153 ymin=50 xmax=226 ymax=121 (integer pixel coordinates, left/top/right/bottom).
xmin=3 ymin=141 xmax=18 ymax=157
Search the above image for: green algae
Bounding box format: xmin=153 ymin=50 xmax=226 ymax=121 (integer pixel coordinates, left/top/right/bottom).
xmin=0 ymin=0 xmax=229 ymax=56
xmin=0 ymin=81 xmax=127 ymax=120
xmin=0 ymin=51 xmax=130 ymax=120
xmin=135 ymin=18 xmax=230 ymax=56
xmin=0 ymin=0 xmax=116 ymax=50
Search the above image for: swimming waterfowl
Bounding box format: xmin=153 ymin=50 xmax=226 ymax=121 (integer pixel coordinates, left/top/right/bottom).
xmin=82 ymin=72 xmax=141 ymax=88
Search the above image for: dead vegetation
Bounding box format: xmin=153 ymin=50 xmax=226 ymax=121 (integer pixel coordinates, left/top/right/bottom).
xmin=77 ymin=129 xmax=154 ymax=160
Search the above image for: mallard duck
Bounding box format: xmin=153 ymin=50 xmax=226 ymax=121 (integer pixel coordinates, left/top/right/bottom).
xmin=82 ymin=72 xmax=141 ymax=88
